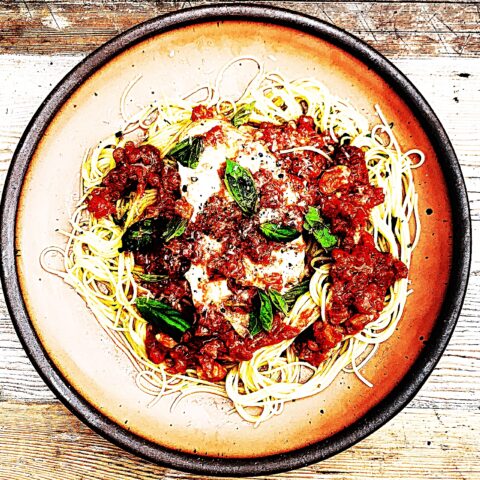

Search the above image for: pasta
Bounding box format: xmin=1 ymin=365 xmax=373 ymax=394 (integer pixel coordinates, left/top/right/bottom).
xmin=41 ymin=58 xmax=423 ymax=425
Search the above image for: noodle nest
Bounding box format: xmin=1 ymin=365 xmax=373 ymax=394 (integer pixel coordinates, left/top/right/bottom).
xmin=41 ymin=58 xmax=423 ymax=425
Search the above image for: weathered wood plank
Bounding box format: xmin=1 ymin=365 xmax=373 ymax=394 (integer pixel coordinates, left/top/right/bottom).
xmin=0 ymin=1 xmax=479 ymax=57
xmin=0 ymin=401 xmax=478 ymax=480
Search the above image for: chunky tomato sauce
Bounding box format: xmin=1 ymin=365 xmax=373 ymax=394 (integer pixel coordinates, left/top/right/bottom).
xmin=87 ymin=143 xmax=182 ymax=220
xmin=87 ymin=110 xmax=407 ymax=381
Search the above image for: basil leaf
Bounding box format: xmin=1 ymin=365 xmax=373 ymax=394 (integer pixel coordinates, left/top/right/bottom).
xmin=258 ymin=290 xmax=274 ymax=332
xmin=259 ymin=223 xmax=300 ymax=242
xmin=248 ymin=311 xmax=262 ymax=337
xmin=283 ymin=279 xmax=310 ymax=308
xmin=231 ymin=102 xmax=255 ymax=127
xmin=112 ymin=211 xmax=128 ymax=227
xmin=304 ymin=206 xmax=322 ymax=228
xmin=268 ymin=288 xmax=289 ymax=316
xmin=162 ymin=217 xmax=188 ymax=242
xmin=251 ymin=288 xmax=286 ymax=334
xmin=312 ymin=226 xmax=338 ymax=250
xmin=136 ymin=297 xmax=190 ymax=341
xmin=303 ymin=206 xmax=338 ymax=251
xmin=137 ymin=273 xmax=168 ymax=282
xmin=120 ymin=219 xmax=156 ymax=253
xmin=121 ymin=216 xmax=188 ymax=253
xmin=224 ymin=159 xmax=258 ymax=216
xmin=168 ymin=136 xmax=204 ymax=169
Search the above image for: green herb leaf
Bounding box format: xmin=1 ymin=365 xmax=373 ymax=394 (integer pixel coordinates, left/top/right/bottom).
xmin=248 ymin=311 xmax=262 ymax=337
xmin=312 ymin=226 xmax=338 ymax=250
xmin=304 ymin=206 xmax=322 ymax=228
xmin=258 ymin=290 xmax=274 ymax=332
xmin=224 ymin=159 xmax=258 ymax=216
xmin=121 ymin=216 xmax=188 ymax=253
xmin=137 ymin=273 xmax=168 ymax=282
xmin=283 ymin=279 xmax=311 ymax=308
xmin=120 ymin=219 xmax=156 ymax=253
xmin=135 ymin=297 xmax=190 ymax=341
xmin=260 ymin=223 xmax=300 ymax=242
xmin=268 ymin=288 xmax=289 ymax=316
xmin=231 ymin=102 xmax=255 ymax=127
xmin=168 ymin=136 xmax=204 ymax=169
xmin=303 ymin=206 xmax=338 ymax=251
xmin=112 ymin=211 xmax=128 ymax=227
xmin=162 ymin=217 xmax=188 ymax=242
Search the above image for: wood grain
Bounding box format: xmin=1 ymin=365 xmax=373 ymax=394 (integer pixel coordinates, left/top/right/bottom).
xmin=0 ymin=402 xmax=478 ymax=480
xmin=0 ymin=1 xmax=479 ymax=57
xmin=0 ymin=1 xmax=479 ymax=479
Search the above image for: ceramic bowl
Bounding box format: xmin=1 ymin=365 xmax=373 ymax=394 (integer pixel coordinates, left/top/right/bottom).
xmin=0 ymin=4 xmax=471 ymax=476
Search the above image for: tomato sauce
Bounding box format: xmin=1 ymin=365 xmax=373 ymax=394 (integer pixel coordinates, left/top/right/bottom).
xmin=191 ymin=105 xmax=217 ymax=121
xmin=88 ymin=112 xmax=408 ymax=379
xmin=296 ymin=146 xmax=407 ymax=365
xmin=256 ymin=115 xmax=335 ymax=182
xmin=203 ymin=125 xmax=225 ymax=147
xmin=87 ymin=142 xmax=181 ymax=220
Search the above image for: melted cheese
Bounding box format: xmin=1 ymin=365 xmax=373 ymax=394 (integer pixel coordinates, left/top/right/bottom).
xmin=185 ymin=263 xmax=231 ymax=307
xmin=235 ymin=141 xmax=278 ymax=174
xmin=184 ymin=234 xmax=250 ymax=337
xmin=242 ymin=237 xmax=306 ymax=294
xmin=236 ymin=139 xmax=303 ymax=209
xmin=226 ymin=311 xmax=250 ymax=338
xmin=180 ymin=122 xmax=306 ymax=333
xmin=185 ymin=235 xmax=230 ymax=307
xmin=178 ymin=146 xmax=224 ymax=222
xmin=179 ymin=121 xmax=245 ymax=221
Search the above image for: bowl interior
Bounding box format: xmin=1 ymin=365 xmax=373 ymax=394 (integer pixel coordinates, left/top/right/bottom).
xmin=15 ymin=20 xmax=452 ymax=457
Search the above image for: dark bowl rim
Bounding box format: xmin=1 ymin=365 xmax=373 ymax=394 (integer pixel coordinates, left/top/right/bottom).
xmin=0 ymin=3 xmax=471 ymax=477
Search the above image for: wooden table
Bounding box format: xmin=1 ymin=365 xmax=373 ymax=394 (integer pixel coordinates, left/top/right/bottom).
xmin=0 ymin=2 xmax=479 ymax=479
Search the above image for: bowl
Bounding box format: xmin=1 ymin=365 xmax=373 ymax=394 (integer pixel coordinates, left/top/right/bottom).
xmin=0 ymin=4 xmax=471 ymax=476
